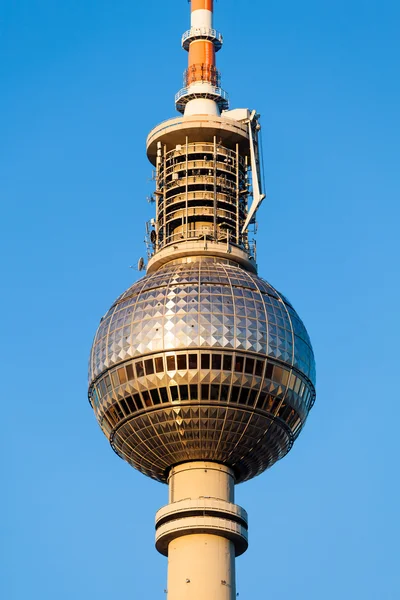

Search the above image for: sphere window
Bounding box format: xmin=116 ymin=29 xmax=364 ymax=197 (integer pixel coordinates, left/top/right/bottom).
xmin=201 ymin=384 xmax=210 ymax=399
xmin=120 ymin=399 xmax=129 ymax=416
xmin=170 ymin=386 xmax=179 ymax=401
xmin=180 ymin=385 xmax=189 ymax=400
xmin=223 ymin=354 xmax=232 ymax=371
xmin=155 ymin=357 xmax=164 ymax=373
xmin=167 ymin=356 xmax=176 ymax=371
xmin=177 ymin=355 xmax=187 ymax=370
xmin=160 ymin=388 xmax=169 ymax=403
xmin=126 ymin=364 xmax=134 ymax=380
xmin=117 ymin=367 xmax=127 ymax=384
xmin=150 ymin=389 xmax=161 ymax=405
xmin=212 ymin=354 xmax=222 ymax=369
xmin=145 ymin=359 xmax=155 ymax=375
xmin=201 ymin=354 xmax=210 ymax=369
xmin=244 ymin=358 xmax=254 ymax=375
xmin=136 ymin=361 xmax=145 ymax=378
xmin=188 ymin=354 xmax=198 ymax=369
xmin=234 ymin=357 xmax=244 ymax=372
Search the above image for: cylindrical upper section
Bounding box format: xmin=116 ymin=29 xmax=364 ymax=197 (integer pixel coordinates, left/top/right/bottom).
xmin=191 ymin=0 xmax=213 ymax=28
xmin=155 ymin=461 xmax=248 ymax=561
xmin=167 ymin=535 xmax=236 ymax=600
xmin=169 ymin=462 xmax=234 ymax=503
xmin=177 ymin=0 xmax=227 ymax=115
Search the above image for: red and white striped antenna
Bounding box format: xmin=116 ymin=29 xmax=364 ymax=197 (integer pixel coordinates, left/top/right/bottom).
xmin=176 ymin=0 xmax=228 ymax=115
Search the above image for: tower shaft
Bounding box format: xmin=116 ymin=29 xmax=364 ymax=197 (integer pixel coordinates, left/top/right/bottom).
xmin=155 ymin=462 xmax=248 ymax=600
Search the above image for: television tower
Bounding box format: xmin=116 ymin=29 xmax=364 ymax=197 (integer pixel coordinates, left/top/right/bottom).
xmin=88 ymin=1 xmax=316 ymax=598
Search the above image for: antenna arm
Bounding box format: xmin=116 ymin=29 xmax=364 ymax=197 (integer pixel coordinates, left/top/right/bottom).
xmin=242 ymin=111 xmax=266 ymax=233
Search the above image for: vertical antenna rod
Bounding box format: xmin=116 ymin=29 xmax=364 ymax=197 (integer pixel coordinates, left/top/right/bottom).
xmin=177 ymin=0 xmax=228 ymax=115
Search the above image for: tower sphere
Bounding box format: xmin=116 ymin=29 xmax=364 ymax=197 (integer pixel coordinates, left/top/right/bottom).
xmin=88 ymin=258 xmax=315 ymax=483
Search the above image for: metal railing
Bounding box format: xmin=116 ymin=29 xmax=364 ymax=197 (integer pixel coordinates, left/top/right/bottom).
xmin=181 ymin=27 xmax=223 ymax=51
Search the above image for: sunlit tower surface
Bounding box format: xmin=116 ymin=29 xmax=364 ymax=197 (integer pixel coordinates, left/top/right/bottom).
xmin=88 ymin=1 xmax=316 ymax=598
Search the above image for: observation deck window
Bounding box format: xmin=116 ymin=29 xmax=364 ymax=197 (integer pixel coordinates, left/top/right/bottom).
xmin=190 ymin=384 xmax=198 ymax=400
xmin=223 ymin=354 xmax=232 ymax=371
xmin=126 ymin=364 xmax=134 ymax=380
xmin=145 ymin=359 xmax=155 ymax=375
xmin=136 ymin=361 xmax=145 ymax=378
xmin=244 ymin=357 xmax=255 ymax=375
xmin=167 ymin=356 xmax=176 ymax=371
xmin=150 ymin=389 xmax=161 ymax=405
xmin=177 ymin=355 xmax=188 ymax=370
xmin=180 ymin=385 xmax=189 ymax=401
xmin=201 ymin=354 xmax=210 ymax=369
xmin=189 ymin=354 xmax=198 ymax=369
xmin=155 ymin=357 xmax=164 ymax=373
xmin=212 ymin=354 xmax=222 ymax=370
xmin=234 ymin=356 xmax=244 ymax=372
xmin=201 ymin=384 xmax=210 ymax=400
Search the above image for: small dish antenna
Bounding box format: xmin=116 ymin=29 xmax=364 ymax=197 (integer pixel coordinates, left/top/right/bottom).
xmin=138 ymin=257 xmax=145 ymax=271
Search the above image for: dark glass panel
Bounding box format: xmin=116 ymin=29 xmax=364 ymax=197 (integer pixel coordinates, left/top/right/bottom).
xmin=244 ymin=358 xmax=255 ymax=374
xmin=211 ymin=354 xmax=222 ymax=370
xmin=223 ymin=354 xmax=232 ymax=371
xmin=201 ymin=354 xmax=210 ymax=369
xmin=142 ymin=391 xmax=152 ymax=407
xmin=114 ymin=404 xmax=124 ymax=420
xmin=179 ymin=385 xmax=189 ymax=400
xmin=189 ymin=384 xmax=198 ymax=400
xmin=125 ymin=396 xmax=136 ymax=413
xmin=248 ymin=389 xmax=257 ymax=405
xmin=120 ymin=399 xmax=129 ymax=416
xmin=145 ymin=359 xmax=154 ymax=375
xmin=210 ymin=384 xmax=220 ymax=400
xmin=106 ymin=409 xmax=117 ymax=426
xmin=238 ymin=388 xmax=250 ymax=404
xmin=177 ymin=355 xmax=187 ymax=370
xmin=230 ymin=386 xmax=240 ymax=403
xmin=155 ymin=357 xmax=164 ymax=373
xmin=170 ymin=386 xmax=179 ymax=401
xmin=201 ymin=384 xmax=210 ymax=400
xmin=220 ymin=385 xmax=230 ymax=401
xmin=135 ymin=361 xmax=145 ymax=377
xmin=150 ymin=388 xmax=161 ymax=405
xmin=126 ymin=364 xmax=134 ymax=380
xmin=234 ymin=356 xmax=244 ymax=372
xmin=188 ymin=354 xmax=198 ymax=369
xmin=255 ymin=360 xmax=264 ymax=377
xmin=265 ymin=363 xmax=274 ymax=380
xmin=159 ymin=387 xmax=169 ymax=403
xmin=166 ymin=355 xmax=176 ymax=371
xmin=256 ymin=392 xmax=267 ymax=409
xmin=133 ymin=393 xmax=142 ymax=409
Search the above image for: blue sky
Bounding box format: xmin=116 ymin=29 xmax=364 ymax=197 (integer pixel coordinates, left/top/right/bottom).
xmin=2 ymin=1 xmax=399 ymax=598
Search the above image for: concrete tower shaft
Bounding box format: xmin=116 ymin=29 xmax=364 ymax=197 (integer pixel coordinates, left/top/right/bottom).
xmin=156 ymin=462 xmax=247 ymax=600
